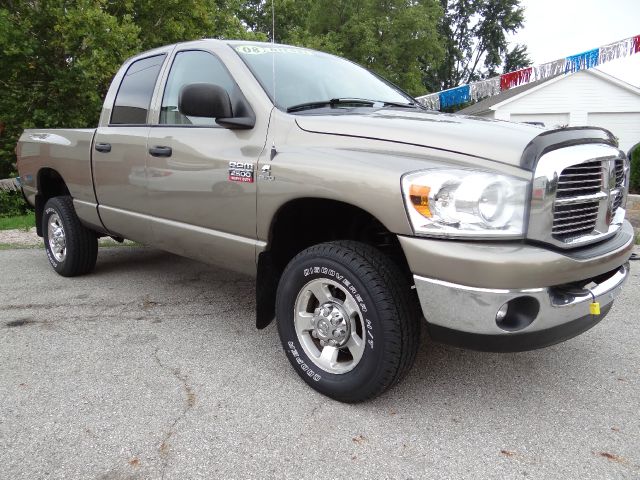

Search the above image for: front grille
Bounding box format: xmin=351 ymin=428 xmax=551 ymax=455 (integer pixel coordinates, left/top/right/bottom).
xmin=552 ymin=160 xmax=602 ymax=240
xmin=615 ymin=158 xmax=625 ymax=187
xmin=613 ymin=158 xmax=625 ymax=212
xmin=555 ymin=160 xmax=602 ymax=198
xmin=529 ymin=143 xmax=627 ymax=250
xmin=552 ymin=201 xmax=599 ymax=239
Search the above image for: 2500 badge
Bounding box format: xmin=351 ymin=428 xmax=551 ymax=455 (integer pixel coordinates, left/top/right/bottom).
xmin=228 ymin=162 xmax=254 ymax=183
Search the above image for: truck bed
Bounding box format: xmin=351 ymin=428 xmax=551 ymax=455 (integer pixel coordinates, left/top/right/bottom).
xmin=17 ymin=128 xmax=97 ymax=208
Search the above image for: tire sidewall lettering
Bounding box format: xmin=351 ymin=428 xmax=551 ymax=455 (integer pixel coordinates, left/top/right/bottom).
xmin=43 ymin=207 xmax=61 ymax=269
xmin=279 ymin=257 xmax=383 ymax=389
xmin=287 ymin=340 xmax=322 ymax=382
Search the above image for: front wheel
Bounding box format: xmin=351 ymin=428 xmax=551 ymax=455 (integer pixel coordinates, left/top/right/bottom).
xmin=276 ymin=241 xmax=420 ymax=403
xmin=43 ymin=196 xmax=98 ymax=277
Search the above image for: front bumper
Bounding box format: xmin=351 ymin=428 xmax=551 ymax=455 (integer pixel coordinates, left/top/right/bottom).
xmin=401 ymin=220 xmax=634 ymax=352
xmin=414 ymin=263 xmax=628 ymax=351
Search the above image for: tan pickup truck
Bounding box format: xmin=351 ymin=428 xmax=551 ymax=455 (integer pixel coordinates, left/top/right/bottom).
xmin=17 ymin=40 xmax=633 ymax=402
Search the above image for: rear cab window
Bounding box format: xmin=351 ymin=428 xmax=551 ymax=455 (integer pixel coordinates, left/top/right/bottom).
xmin=111 ymin=55 xmax=166 ymax=125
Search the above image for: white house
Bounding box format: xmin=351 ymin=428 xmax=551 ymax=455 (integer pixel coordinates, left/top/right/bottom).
xmin=458 ymin=69 xmax=640 ymax=155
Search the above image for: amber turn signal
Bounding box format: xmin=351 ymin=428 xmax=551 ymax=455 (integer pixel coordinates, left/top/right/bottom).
xmin=409 ymin=184 xmax=431 ymax=218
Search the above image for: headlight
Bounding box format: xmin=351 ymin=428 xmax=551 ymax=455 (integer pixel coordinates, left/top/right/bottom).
xmin=401 ymin=169 xmax=527 ymax=238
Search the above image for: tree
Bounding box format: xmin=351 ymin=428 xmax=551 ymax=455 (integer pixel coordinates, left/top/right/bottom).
xmin=423 ymin=0 xmax=531 ymax=92
xmin=239 ymin=0 xmax=444 ymax=96
xmin=0 ymin=1 xmax=138 ymax=178
xmin=0 ymin=0 xmax=261 ymax=178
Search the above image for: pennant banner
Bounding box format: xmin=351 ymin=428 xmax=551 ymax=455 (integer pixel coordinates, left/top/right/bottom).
xmin=470 ymin=77 xmax=500 ymax=102
xmin=599 ymin=37 xmax=634 ymax=63
xmin=565 ymin=48 xmax=599 ymax=73
xmin=500 ymin=67 xmax=533 ymax=90
xmin=532 ymin=58 xmax=566 ymax=81
xmin=439 ymin=85 xmax=470 ymax=109
xmin=417 ymin=33 xmax=639 ymax=110
xmin=420 ymin=94 xmax=440 ymax=111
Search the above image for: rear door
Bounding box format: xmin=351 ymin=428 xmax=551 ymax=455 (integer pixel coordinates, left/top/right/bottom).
xmin=93 ymin=53 xmax=167 ymax=242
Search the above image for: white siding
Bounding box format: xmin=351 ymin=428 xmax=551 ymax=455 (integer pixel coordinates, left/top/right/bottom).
xmin=510 ymin=113 xmax=569 ymax=128
xmin=588 ymin=112 xmax=640 ymax=154
xmin=490 ymin=70 xmax=640 ymax=151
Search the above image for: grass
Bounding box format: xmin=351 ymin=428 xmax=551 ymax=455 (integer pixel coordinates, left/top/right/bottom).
xmin=0 ymin=212 xmax=36 ymax=231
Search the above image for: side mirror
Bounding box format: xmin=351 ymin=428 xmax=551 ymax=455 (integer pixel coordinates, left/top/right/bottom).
xmin=179 ymin=83 xmax=232 ymax=119
xmin=178 ymin=83 xmax=255 ymax=130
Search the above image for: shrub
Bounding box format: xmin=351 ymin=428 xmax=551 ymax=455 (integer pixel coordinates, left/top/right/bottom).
xmin=0 ymin=189 xmax=31 ymax=217
xmin=630 ymin=145 xmax=640 ymax=195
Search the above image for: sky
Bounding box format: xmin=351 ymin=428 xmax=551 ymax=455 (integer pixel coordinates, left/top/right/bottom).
xmin=509 ymin=0 xmax=640 ymax=87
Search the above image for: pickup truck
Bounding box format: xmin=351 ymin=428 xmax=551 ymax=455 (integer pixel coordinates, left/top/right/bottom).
xmin=17 ymin=40 xmax=633 ymax=402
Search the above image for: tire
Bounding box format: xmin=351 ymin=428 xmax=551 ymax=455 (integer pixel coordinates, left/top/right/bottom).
xmin=42 ymin=196 xmax=98 ymax=277
xmin=276 ymin=240 xmax=420 ymax=403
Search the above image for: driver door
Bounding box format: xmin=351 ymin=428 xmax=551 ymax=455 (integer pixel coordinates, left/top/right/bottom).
xmin=145 ymin=48 xmax=268 ymax=274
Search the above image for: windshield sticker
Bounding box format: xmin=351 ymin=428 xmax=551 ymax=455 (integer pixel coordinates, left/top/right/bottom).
xmin=235 ymin=45 xmax=313 ymax=56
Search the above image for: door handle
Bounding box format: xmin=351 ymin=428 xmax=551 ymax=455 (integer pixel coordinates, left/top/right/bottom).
xmin=95 ymin=142 xmax=111 ymax=153
xmin=149 ymin=146 xmax=172 ymax=157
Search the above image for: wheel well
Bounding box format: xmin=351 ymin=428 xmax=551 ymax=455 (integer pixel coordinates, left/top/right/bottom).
xmin=268 ymin=198 xmax=409 ymax=274
xmin=256 ymin=198 xmax=412 ymax=329
xmin=35 ymin=168 xmax=70 ymax=236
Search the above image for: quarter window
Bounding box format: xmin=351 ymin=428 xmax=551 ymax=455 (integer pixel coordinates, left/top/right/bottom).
xmin=160 ymin=50 xmax=235 ymax=126
xmin=111 ymin=55 xmax=165 ymax=125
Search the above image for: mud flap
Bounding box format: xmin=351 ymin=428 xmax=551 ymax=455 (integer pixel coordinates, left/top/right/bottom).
xmin=256 ymin=251 xmax=280 ymax=329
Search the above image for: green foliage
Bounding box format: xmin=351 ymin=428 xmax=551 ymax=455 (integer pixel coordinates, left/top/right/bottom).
xmin=629 ymin=145 xmax=640 ymax=194
xmin=240 ymin=0 xmax=444 ymax=96
xmin=0 ymin=212 xmax=35 ymax=231
xmin=0 ymin=0 xmax=529 ymax=177
xmin=0 ymin=0 xmax=261 ymax=178
xmin=0 ymin=190 xmax=32 ymax=218
xmin=424 ymin=0 xmax=530 ymax=92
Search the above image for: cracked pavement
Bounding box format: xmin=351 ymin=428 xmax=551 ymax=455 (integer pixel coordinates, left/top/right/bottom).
xmin=1 ymin=247 xmax=639 ymax=479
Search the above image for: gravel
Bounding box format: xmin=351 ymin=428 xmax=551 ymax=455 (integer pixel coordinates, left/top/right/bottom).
xmin=0 ymin=227 xmax=136 ymax=248
xmin=0 ymin=227 xmax=43 ymax=246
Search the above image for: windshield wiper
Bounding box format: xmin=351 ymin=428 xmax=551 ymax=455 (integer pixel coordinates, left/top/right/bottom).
xmin=286 ymin=97 xmax=422 ymax=113
xmin=381 ymin=100 xmax=423 ymax=109
xmin=286 ymin=98 xmax=376 ymax=113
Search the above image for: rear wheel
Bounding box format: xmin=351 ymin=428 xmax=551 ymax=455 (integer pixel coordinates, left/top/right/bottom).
xmin=42 ymin=196 xmax=98 ymax=277
xmin=276 ymin=241 xmax=420 ymax=403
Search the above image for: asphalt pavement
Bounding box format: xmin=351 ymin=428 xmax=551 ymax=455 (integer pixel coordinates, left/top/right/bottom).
xmin=1 ymin=246 xmax=638 ymax=479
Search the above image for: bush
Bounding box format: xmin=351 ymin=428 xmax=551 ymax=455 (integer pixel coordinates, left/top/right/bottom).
xmin=0 ymin=189 xmax=31 ymax=217
xmin=630 ymin=145 xmax=640 ymax=195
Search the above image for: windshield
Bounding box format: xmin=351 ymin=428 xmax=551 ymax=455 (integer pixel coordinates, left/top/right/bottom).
xmin=232 ymin=43 xmax=414 ymax=112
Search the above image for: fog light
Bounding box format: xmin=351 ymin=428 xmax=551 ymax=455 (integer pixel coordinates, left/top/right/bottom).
xmin=495 ymin=297 xmax=540 ymax=332
xmin=496 ymin=303 xmax=509 ymax=321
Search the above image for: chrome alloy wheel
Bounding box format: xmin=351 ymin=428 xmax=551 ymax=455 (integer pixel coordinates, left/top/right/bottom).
xmin=294 ymin=278 xmax=366 ymax=374
xmin=47 ymin=213 xmax=67 ymax=262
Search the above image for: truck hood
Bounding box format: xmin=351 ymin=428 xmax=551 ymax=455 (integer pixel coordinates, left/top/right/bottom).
xmin=295 ymin=109 xmax=544 ymax=169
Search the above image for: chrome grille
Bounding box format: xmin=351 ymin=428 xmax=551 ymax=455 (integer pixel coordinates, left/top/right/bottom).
xmin=615 ymin=158 xmax=625 ymax=187
xmin=528 ymin=143 xmax=628 ymax=250
xmin=613 ymin=158 xmax=625 ymax=212
xmin=552 ymin=202 xmax=599 ymax=239
xmin=552 ymin=161 xmax=602 ymax=239
xmin=555 ymin=161 xmax=602 ymax=198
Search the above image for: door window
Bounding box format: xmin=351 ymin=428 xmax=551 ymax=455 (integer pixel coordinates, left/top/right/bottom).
xmin=111 ymin=55 xmax=165 ymax=125
xmin=160 ymin=50 xmax=235 ymax=126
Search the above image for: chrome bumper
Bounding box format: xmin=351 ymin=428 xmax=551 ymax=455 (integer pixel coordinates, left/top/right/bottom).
xmin=414 ymin=262 xmax=629 ymax=349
